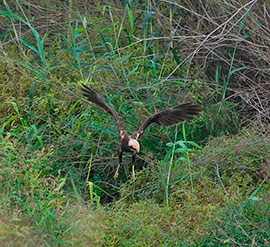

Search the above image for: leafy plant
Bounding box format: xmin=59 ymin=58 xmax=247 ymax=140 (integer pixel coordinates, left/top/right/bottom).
xmin=162 ymin=123 xmax=201 ymax=206
xmin=1 ymin=4 xmax=47 ymax=77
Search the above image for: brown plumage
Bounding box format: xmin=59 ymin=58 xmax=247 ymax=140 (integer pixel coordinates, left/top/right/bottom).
xmin=81 ymin=84 xmax=202 ymax=180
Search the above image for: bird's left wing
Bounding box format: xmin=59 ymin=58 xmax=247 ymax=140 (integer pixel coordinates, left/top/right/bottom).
xmin=132 ymin=103 xmax=202 ymax=140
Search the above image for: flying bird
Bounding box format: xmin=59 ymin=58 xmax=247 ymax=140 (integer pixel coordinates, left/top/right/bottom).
xmin=81 ymin=84 xmax=202 ymax=180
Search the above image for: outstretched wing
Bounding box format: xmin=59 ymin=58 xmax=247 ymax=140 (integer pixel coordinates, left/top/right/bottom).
xmin=81 ymin=84 xmax=127 ymax=138
xmin=132 ymin=103 xmax=202 ymax=140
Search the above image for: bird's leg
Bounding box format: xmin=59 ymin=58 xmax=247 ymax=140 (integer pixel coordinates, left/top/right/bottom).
xmin=125 ymin=163 xmax=130 ymax=175
xmin=131 ymin=151 xmax=136 ymax=181
xmin=114 ymin=150 xmax=123 ymax=179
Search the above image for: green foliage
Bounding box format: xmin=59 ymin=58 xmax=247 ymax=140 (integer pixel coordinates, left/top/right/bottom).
xmin=117 ymin=129 xmax=270 ymax=246
xmin=192 ymin=129 xmax=270 ymax=190
xmin=103 ymin=200 xmax=205 ymax=246
xmin=0 ymin=133 xmax=67 ymax=245
xmin=0 ymin=0 xmax=269 ymax=246
xmin=162 ymin=123 xmax=201 ymax=206
xmin=200 ymin=192 xmax=270 ymax=246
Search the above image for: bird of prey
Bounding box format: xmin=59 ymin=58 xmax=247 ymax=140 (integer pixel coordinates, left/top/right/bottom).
xmin=81 ymin=84 xmax=202 ymax=180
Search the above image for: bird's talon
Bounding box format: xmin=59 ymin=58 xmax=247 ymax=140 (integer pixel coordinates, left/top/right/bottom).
xmin=114 ymin=163 xmax=121 ymax=180
xmin=114 ymin=171 xmax=119 ymax=180
xmin=131 ymin=163 xmax=136 ymax=181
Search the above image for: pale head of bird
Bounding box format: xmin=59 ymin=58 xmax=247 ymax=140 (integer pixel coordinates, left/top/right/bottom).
xmin=128 ymin=138 xmax=140 ymax=153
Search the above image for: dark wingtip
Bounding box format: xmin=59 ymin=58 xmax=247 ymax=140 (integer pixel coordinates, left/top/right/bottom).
xmin=81 ymin=84 xmax=92 ymax=93
xmin=81 ymin=84 xmax=97 ymax=98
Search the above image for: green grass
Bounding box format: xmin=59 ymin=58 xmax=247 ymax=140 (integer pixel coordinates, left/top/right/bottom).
xmin=0 ymin=1 xmax=269 ymax=246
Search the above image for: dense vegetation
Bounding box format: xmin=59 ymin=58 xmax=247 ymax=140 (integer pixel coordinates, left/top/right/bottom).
xmin=1 ymin=1 xmax=269 ymax=246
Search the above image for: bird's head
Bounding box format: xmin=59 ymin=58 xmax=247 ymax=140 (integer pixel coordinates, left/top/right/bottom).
xmin=128 ymin=138 xmax=140 ymax=153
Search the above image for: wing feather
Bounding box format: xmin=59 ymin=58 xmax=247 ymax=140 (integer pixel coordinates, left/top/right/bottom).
xmin=132 ymin=103 xmax=202 ymax=140
xmin=81 ymin=84 xmax=126 ymax=136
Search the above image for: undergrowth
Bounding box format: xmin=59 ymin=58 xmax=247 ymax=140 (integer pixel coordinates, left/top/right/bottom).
xmin=1 ymin=0 xmax=270 ymax=246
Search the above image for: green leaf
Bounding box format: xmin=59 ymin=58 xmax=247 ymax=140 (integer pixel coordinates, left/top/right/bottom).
xmin=174 ymin=147 xmax=187 ymax=153
xmin=28 ymin=82 xmax=35 ymax=109
xmin=172 ymin=48 xmax=181 ymax=65
xmin=0 ymin=114 xmax=18 ymax=135
xmin=17 ymin=61 xmax=46 ymax=79
xmin=228 ymin=66 xmax=246 ymax=78
xmin=126 ymin=3 xmax=134 ymax=34
xmin=9 ymin=101 xmax=19 ymax=115
xmin=127 ymin=65 xmax=138 ymax=78
xmin=0 ymin=11 xmax=25 ymax=22
xmin=166 ymin=142 xmax=174 ymax=147
xmin=30 ymin=171 xmax=42 ymax=184
xmin=119 ymin=52 xmax=133 ymax=63
xmin=19 ymin=38 xmax=39 ymax=54
xmin=178 ymin=157 xmax=187 ymax=162
xmin=146 ymin=11 xmax=155 ymax=23
xmin=0 ymin=30 xmax=9 ymax=40
xmin=91 ymin=124 xmax=117 ymax=136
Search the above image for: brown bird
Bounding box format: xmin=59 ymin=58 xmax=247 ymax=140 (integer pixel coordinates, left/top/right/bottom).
xmin=81 ymin=84 xmax=202 ymax=180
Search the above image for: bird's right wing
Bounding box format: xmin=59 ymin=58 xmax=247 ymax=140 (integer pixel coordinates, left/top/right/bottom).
xmin=132 ymin=103 xmax=202 ymax=140
xmin=81 ymin=84 xmax=127 ymax=138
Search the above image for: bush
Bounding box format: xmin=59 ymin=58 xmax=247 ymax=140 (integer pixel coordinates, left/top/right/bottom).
xmin=0 ymin=133 xmax=67 ymax=245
